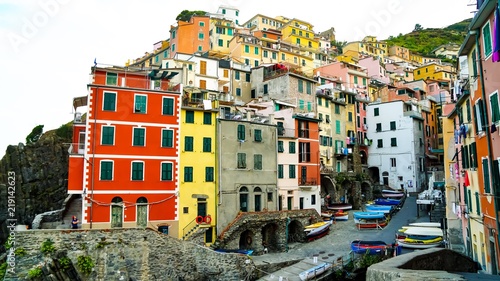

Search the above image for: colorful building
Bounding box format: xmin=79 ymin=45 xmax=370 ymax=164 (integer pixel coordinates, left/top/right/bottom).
xmin=169 ymin=15 xmax=210 ymax=58
xmin=67 ymin=66 xmax=181 ymax=234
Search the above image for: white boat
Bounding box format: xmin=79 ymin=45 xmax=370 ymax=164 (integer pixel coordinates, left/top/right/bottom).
xmin=298 ymin=262 xmax=332 ymax=281
xmin=402 ymin=227 xmax=443 ymax=237
xmin=409 ymin=222 xmax=441 ymax=228
xmin=304 ymin=220 xmax=332 ymax=238
xmin=397 ymin=239 xmax=443 ymax=249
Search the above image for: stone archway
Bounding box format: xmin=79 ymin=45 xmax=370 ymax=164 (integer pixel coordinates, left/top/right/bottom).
xmin=239 ymin=229 xmax=254 ymax=249
xmin=288 ymin=220 xmax=305 ymax=243
xmin=361 ymin=181 xmax=372 ymax=202
xmin=261 ymin=223 xmax=279 ymax=252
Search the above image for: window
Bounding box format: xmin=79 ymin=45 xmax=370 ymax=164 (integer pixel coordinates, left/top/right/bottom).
xmin=185 ymin=110 xmax=194 ymax=123
xmin=288 ymin=142 xmax=295 ymax=154
xmin=289 ymin=165 xmax=296 ymax=178
xmin=335 ymin=120 xmax=341 ymax=134
xmin=376 ymin=123 xmax=382 ymax=132
xmin=318 ymin=113 xmax=323 ymax=122
xmin=325 ymin=115 xmax=331 ymax=123
xmin=311 ymin=195 xmax=316 ymax=205
xmin=131 ymin=162 xmax=144 ymax=180
xmin=133 ymin=128 xmax=145 ymax=146
xmin=184 ymin=136 xmax=194 ymax=151
xmin=245 ymin=73 xmax=250 ymax=82
xmin=254 ymin=154 xmax=262 ymax=170
xmin=267 ymin=192 xmax=273 ymax=202
xmin=100 ymin=161 xmax=113 ymax=180
xmin=101 ymin=126 xmax=115 ymax=145
xmin=237 ymin=124 xmax=245 ymax=140
xmin=377 ymin=139 xmax=383 ymax=148
xmin=161 ymin=162 xmax=173 ymax=181
xmin=278 ymin=164 xmax=284 ymax=178
xmin=490 ymin=91 xmax=500 ymax=123
xmin=106 ymin=73 xmax=117 ymax=85
xmin=335 ymin=104 xmax=340 ymax=114
xmin=278 ymin=141 xmax=284 ymax=152
xmin=244 ymin=45 xmax=249 ymax=53
xmin=235 ymin=71 xmax=240 ymax=80
xmin=483 ymin=158 xmax=491 ymax=193
xmin=390 ymin=121 xmax=396 ymax=130
xmin=134 ymin=95 xmax=147 ymax=113
xmin=374 ymin=108 xmax=379 ymax=116
xmin=306 ymin=82 xmax=312 ymax=95
xmin=200 ymin=61 xmax=207 ymax=75
xmin=199 ymin=113 xmax=211 ymax=126
xmin=203 ymin=137 xmax=211 ymax=152
xmin=254 ymin=129 xmax=262 ymax=142
xmin=161 ymin=129 xmax=173 ymax=148
xmin=103 ymin=92 xmax=116 ymax=111
xmin=205 ymin=167 xmax=214 ymax=182
xmin=254 ymin=47 xmax=259 ymax=55
xmin=391 ymin=137 xmax=397 ymax=147
xmin=263 ymin=50 xmax=268 ymax=57
xmin=162 ymin=97 xmax=174 ymax=115
xmin=298 ymin=80 xmax=304 ymax=93
xmin=299 ymin=142 xmax=311 ymax=163
xmin=237 ymin=153 xmax=246 ymax=168
xmin=354 ymin=76 xmax=358 ymax=84
xmin=198 ymin=33 xmax=204 ymax=40
xmin=318 ymin=97 xmax=322 ymax=106
xmin=482 ymin=21 xmax=493 ymax=57
xmin=184 ymin=167 xmax=193 ymax=182
xmin=474 ymin=100 xmax=486 ymax=133
xmin=348 ymin=112 xmax=353 ymax=122
xmin=390 ymin=158 xmax=396 ymax=167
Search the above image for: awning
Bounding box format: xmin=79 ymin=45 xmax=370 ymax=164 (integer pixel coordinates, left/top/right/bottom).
xmin=426 ymin=153 xmax=438 ymax=160
xmin=275 ymin=100 xmax=296 ymax=107
xmin=73 ymin=96 xmax=88 ymax=110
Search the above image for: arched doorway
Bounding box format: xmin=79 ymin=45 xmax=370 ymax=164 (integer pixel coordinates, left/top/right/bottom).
xmin=136 ymin=197 xmax=148 ymax=228
xmin=287 ymin=220 xmax=305 ymax=243
xmin=382 ymin=171 xmax=389 ymax=186
xmin=111 ymin=197 xmax=123 ymax=228
xmin=261 ymin=223 xmax=279 ymax=252
xmin=239 ymin=229 xmax=254 ymax=249
xmin=254 ymin=187 xmax=262 ymax=211
xmin=239 ymin=186 xmax=248 ymax=212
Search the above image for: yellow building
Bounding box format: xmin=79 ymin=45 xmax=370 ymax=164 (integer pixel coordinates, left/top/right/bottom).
xmin=209 ymin=17 xmax=236 ymax=56
xmin=279 ymin=18 xmax=319 ymax=75
xmin=229 ymin=33 xmax=263 ymax=68
xmin=413 ymin=62 xmax=456 ymax=82
xmin=178 ymin=106 xmax=218 ymax=244
xmin=410 ymin=53 xmax=423 ymax=65
xmin=343 ymin=36 xmax=387 ymax=61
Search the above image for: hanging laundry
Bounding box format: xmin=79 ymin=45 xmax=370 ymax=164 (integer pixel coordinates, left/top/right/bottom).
xmin=454 ymin=129 xmax=459 ymax=144
xmin=460 ymin=124 xmax=467 ymax=140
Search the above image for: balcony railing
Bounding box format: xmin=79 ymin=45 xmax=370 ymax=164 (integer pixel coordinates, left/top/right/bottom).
xmin=299 ymin=177 xmax=317 ymax=186
xmin=68 ymin=143 xmax=85 ymax=155
xmin=403 ymin=111 xmax=423 ymax=119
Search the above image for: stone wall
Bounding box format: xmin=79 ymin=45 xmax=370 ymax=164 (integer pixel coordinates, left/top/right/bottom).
xmin=4 ymin=228 xmax=253 ymax=281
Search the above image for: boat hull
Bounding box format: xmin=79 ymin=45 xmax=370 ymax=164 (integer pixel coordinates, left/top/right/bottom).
xmin=353 ymin=211 xmax=385 ymax=220
xmin=327 ymin=203 xmax=353 ymax=211
xmin=305 ymin=220 xmax=332 ymax=240
xmin=350 ymin=240 xmax=387 ymax=254
xmin=354 ymin=218 xmax=388 ymax=229
xmin=374 ymin=198 xmax=401 ymax=206
xmin=298 ymin=262 xmax=332 ymax=281
xmin=397 ymin=239 xmax=442 ymax=249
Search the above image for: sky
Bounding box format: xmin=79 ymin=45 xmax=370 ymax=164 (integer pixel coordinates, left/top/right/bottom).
xmin=0 ymin=0 xmax=477 ymax=158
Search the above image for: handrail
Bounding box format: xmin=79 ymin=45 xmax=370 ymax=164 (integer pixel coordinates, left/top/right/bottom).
xmin=182 ymin=218 xmax=198 ymax=240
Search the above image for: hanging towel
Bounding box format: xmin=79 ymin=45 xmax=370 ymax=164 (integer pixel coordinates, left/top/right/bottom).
xmin=493 ymin=4 xmax=500 ymax=62
xmin=454 ymin=129 xmax=459 ymax=144
xmin=464 ymin=170 xmax=470 ymax=187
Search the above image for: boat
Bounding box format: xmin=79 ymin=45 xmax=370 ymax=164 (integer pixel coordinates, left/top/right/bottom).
xmin=214 ymin=249 xmax=254 ymax=255
xmin=397 ymin=239 xmax=443 ymax=249
xmin=403 ymin=236 xmax=443 ymax=244
xmin=298 ymin=262 xmax=332 ymax=281
xmin=408 ymin=222 xmax=441 ymax=228
xmin=333 ymin=211 xmax=349 ymax=221
xmin=304 ymin=221 xmax=329 ymax=229
xmin=365 ymin=204 xmax=393 ymax=213
xmin=354 ymin=218 xmax=388 ymax=229
xmin=402 ymin=227 xmax=443 ymax=237
xmin=327 ymin=202 xmax=353 ymax=211
xmin=353 ymin=211 xmax=385 ymax=220
xmin=304 ymin=220 xmax=332 ymax=241
xmin=382 ymin=189 xmax=405 ymax=198
xmin=374 ymin=198 xmax=401 ymax=206
xmin=350 ymin=240 xmax=388 ymax=254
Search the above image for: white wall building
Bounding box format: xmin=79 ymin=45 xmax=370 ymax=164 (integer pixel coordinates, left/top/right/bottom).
xmin=366 ymin=100 xmax=426 ymax=193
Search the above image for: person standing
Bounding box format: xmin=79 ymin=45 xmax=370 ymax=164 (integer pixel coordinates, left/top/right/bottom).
xmin=71 ymin=216 xmax=79 ymax=229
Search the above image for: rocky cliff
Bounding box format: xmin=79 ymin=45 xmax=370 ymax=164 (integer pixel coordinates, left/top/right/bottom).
xmin=0 ymin=131 xmax=70 ymax=246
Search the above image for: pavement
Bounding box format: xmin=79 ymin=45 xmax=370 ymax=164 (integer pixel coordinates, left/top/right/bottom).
xmin=252 ymin=195 xmax=432 ymax=279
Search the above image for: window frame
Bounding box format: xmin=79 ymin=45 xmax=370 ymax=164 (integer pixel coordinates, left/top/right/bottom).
xmin=132 ymin=127 xmax=146 ymax=146
xmin=103 ymin=91 xmax=117 ymax=111
xmin=184 ymin=136 xmax=194 ymax=151
xmin=131 ymin=161 xmax=144 ymax=181
xmin=134 ymin=94 xmax=147 ymax=114
xmin=161 ymin=162 xmax=173 ymax=181
xmin=101 ymin=126 xmax=115 ymax=145
xmin=100 ymin=160 xmax=113 ymax=180
xmin=161 ymin=129 xmax=174 ymax=148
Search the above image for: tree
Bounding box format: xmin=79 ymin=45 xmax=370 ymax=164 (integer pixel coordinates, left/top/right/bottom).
xmin=26 ymin=125 xmax=44 ymax=144
xmin=175 ymin=10 xmax=207 ymax=22
xmin=413 ymin=24 xmax=424 ymax=32
xmin=331 ymin=40 xmax=347 ymax=54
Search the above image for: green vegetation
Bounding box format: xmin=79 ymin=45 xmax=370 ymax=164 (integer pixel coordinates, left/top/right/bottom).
xmin=58 ymin=257 xmax=72 ymax=271
xmin=27 ymin=267 xmax=43 ymax=279
xmin=26 ymin=125 xmax=44 ymax=144
xmin=385 ymin=18 xmax=472 ymax=60
xmin=14 ymin=247 xmax=27 ymax=257
xmin=55 ymin=122 xmax=73 ymax=141
xmin=77 ymin=255 xmax=94 ymax=275
xmin=0 ymin=262 xmax=7 ymax=280
xmin=40 ymin=239 xmax=56 ymax=255
xmin=359 ymin=252 xmax=383 ymax=268
xmin=175 ymin=10 xmax=207 ymax=22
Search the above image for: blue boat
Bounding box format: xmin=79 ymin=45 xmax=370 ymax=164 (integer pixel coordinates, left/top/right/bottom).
xmin=365 ymin=204 xmax=393 ymax=213
xmin=374 ymin=198 xmax=401 ymax=206
xmin=350 ymin=240 xmax=387 ymax=254
xmin=214 ymin=249 xmax=254 ymax=256
xmin=353 ymin=211 xmax=386 ymax=220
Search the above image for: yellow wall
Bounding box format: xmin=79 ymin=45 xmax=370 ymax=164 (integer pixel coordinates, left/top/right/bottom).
xmin=178 ymin=108 xmax=217 ymax=242
xmin=210 ymin=18 xmax=235 ymax=54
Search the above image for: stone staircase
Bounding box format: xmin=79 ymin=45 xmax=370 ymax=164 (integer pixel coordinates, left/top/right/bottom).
xmin=57 ymin=196 xmax=82 ymax=229
xmin=430 ymin=203 xmax=446 ymax=223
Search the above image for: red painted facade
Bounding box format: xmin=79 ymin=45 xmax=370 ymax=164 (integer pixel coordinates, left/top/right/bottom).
xmin=67 ymin=67 xmax=181 ymax=231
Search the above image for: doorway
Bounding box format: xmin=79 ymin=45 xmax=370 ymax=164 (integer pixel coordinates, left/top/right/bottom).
xmin=111 ymin=197 xmax=123 ymax=228
xmin=136 ymin=197 xmax=148 ymax=228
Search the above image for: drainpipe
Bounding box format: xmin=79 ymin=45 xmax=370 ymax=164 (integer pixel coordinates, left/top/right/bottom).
xmin=474 ymin=28 xmax=500 ymax=270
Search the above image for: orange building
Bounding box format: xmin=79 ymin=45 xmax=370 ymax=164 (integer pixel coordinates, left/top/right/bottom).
xmin=295 ymin=114 xmax=321 ymax=212
xmin=169 ymin=15 xmax=210 ymax=58
xmin=68 ymin=66 xmax=181 ymax=234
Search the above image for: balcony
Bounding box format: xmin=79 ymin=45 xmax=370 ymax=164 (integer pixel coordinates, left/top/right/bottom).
xmin=356 ymin=94 xmax=371 ymax=102
xmin=403 ymin=110 xmax=423 ymax=119
xmin=299 ymin=177 xmax=317 ymax=186
xmin=68 ymin=143 xmax=85 ymax=155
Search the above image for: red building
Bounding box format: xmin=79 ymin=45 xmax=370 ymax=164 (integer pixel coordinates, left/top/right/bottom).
xmin=68 ymin=66 xmax=181 ymax=234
